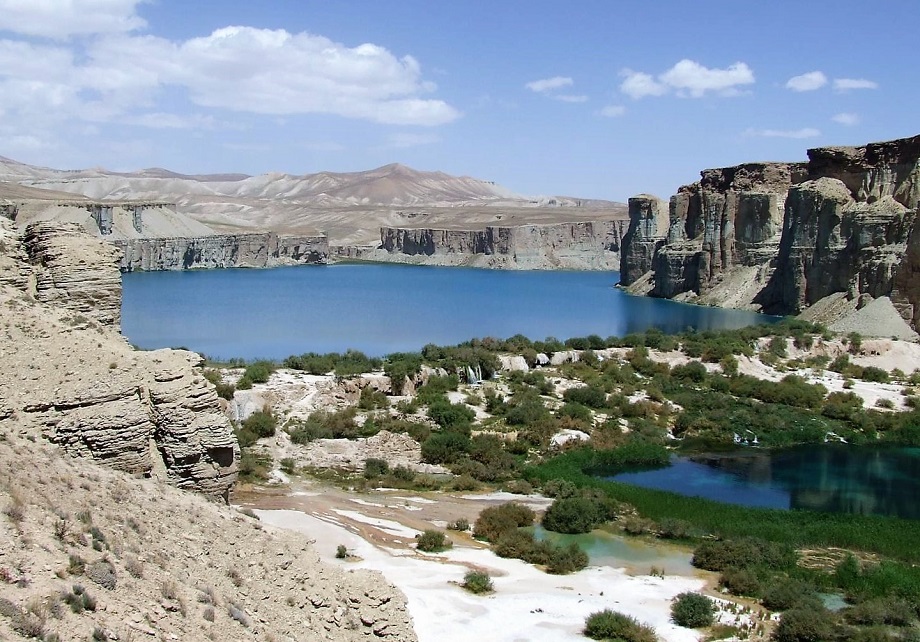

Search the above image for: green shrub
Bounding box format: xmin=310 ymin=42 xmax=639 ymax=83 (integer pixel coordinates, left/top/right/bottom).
xmin=762 ymin=579 xmax=822 ymax=611
xmin=473 ymin=503 xmax=535 ymax=542
xmin=447 ymin=518 xmax=470 ymax=531
xmin=421 ymin=432 xmax=470 ymax=464
xmin=583 ymin=609 xmax=657 ymax=642
xmin=427 ymin=399 xmax=475 ymax=431
xmin=719 ymin=568 xmax=761 ymax=597
xmin=363 ymin=458 xmax=389 ymax=478
xmin=772 ymin=607 xmax=835 ymax=642
xmin=335 ymin=545 xmax=347 ymax=559
xmin=542 ymin=496 xmax=613 ymax=534
xmin=461 ymin=570 xmax=493 ymax=594
xmin=671 ymin=592 xmax=716 ymax=628
xmin=563 ymin=385 xmax=608 ymax=409
xmin=692 ymin=538 xmax=797 ymax=572
xmin=243 ymin=360 xmax=275 ymax=384
xmin=241 ymin=409 xmax=277 ymax=439
xmin=416 ymin=530 xmax=451 ymax=553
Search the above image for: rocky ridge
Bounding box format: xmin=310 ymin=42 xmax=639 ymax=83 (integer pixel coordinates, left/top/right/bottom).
xmin=620 ymin=134 xmax=920 ymax=332
xmin=374 ymin=220 xmax=628 ymax=270
xmin=0 ymin=220 xmax=237 ymax=497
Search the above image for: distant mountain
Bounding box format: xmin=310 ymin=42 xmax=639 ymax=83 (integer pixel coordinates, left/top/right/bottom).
xmin=0 ymin=157 xmax=567 ymax=208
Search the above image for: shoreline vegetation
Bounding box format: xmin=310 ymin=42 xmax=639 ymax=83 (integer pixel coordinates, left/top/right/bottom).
xmin=214 ymin=320 xmax=920 ymax=641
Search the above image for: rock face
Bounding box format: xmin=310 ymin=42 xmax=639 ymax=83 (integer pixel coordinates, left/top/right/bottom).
xmin=620 ymin=134 xmax=920 ymax=330
xmin=116 ymin=232 xmax=328 ymax=271
xmin=0 ymin=220 xmax=238 ymax=498
xmin=619 ymin=195 xmax=669 ymax=285
xmin=377 ymin=220 xmax=628 ymax=269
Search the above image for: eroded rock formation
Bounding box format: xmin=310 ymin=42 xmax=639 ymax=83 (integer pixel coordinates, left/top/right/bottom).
xmin=377 ymin=220 xmax=628 ymax=269
xmin=0 ymin=220 xmax=238 ymax=497
xmin=116 ymin=232 xmax=328 ymax=271
xmin=620 ymin=134 xmax=920 ymax=331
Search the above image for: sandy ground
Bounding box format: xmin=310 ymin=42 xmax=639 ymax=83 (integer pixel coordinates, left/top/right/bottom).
xmin=236 ymin=484 xmax=711 ymax=642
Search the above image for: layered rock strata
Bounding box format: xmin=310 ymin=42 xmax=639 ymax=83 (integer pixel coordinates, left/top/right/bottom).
xmin=116 ymin=232 xmax=328 ymax=271
xmin=620 ymin=134 xmax=920 ymax=330
xmin=376 ymin=220 xmax=628 ymax=269
xmin=0 ymin=220 xmax=238 ymax=497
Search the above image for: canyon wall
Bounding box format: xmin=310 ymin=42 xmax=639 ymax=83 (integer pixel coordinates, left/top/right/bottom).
xmin=0 ymin=220 xmax=238 ymax=498
xmin=374 ymin=220 xmax=628 ymax=270
xmin=619 ymin=134 xmax=920 ymax=330
xmin=115 ymin=232 xmax=328 ymax=271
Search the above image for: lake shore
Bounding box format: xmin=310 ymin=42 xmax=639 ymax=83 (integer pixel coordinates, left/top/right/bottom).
xmin=237 ymin=483 xmax=714 ymax=642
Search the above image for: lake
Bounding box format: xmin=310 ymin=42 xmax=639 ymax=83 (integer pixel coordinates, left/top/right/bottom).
xmin=121 ymin=263 xmax=775 ymax=360
xmin=609 ymin=446 xmax=920 ymax=520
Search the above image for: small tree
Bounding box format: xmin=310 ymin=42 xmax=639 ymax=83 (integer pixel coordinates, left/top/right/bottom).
xmin=671 ymin=592 xmax=716 ymax=628
xmin=584 ymin=609 xmax=657 ymax=642
xmin=461 ymin=570 xmax=493 ymax=594
xmin=415 ymin=530 xmax=451 ymax=553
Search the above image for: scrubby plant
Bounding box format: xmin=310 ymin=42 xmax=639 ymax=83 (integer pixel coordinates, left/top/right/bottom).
xmin=363 ymin=458 xmax=389 ymax=478
xmin=772 ymin=607 xmax=836 ymax=642
xmin=670 ymin=592 xmax=715 ymax=628
xmin=473 ymin=503 xmax=535 ymax=542
xmin=87 ymin=559 xmax=116 ymax=590
xmin=335 ymin=545 xmax=348 ymax=559
xmin=415 ymin=530 xmax=451 ymax=553
xmin=461 ymin=570 xmax=493 ymax=594
xmin=583 ymin=609 xmax=657 ymax=642
xmin=447 ymin=518 xmax=470 ymax=531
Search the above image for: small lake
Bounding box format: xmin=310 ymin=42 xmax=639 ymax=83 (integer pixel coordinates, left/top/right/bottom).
xmin=121 ymin=263 xmax=775 ymax=360
xmin=609 ymin=446 xmax=920 ymax=520
xmin=532 ymin=525 xmax=694 ymax=576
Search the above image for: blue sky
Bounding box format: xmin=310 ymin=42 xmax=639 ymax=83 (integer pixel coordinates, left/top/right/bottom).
xmin=0 ymin=0 xmax=915 ymax=201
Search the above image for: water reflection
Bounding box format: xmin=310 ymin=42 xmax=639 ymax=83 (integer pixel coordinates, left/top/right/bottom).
xmin=610 ymin=446 xmax=920 ymax=520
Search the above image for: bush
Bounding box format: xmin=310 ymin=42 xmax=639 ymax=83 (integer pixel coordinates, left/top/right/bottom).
xmin=473 ymin=502 xmax=535 ymax=542
xmin=719 ymin=568 xmax=761 ymax=597
xmin=416 ymin=530 xmax=451 ymax=553
xmin=243 ymin=360 xmax=275 ymax=384
xmin=563 ymin=385 xmax=608 ymax=409
xmin=671 ymin=592 xmax=716 ymax=628
xmin=335 ymin=545 xmax=347 ymax=559
xmin=447 ymin=518 xmax=470 ymax=531
xmin=583 ymin=609 xmax=658 ymax=642
xmin=542 ymin=496 xmax=613 ymax=534
xmin=761 ymin=579 xmax=821 ymax=611
xmin=363 ymin=458 xmax=389 ymax=478
xmin=421 ymin=432 xmax=470 ymax=464
xmin=772 ymin=607 xmax=835 ymax=642
xmin=461 ymin=570 xmax=493 ymax=594
xmin=427 ymin=399 xmax=476 ymax=431
xmin=241 ymin=409 xmax=277 ymax=440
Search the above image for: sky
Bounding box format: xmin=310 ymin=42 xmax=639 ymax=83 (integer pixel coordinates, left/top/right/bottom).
xmin=0 ymin=0 xmax=916 ymax=201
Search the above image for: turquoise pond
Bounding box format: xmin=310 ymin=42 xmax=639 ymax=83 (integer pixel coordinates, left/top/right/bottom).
xmin=121 ymin=263 xmax=776 ymax=360
xmin=609 ymin=446 xmax=920 ymax=520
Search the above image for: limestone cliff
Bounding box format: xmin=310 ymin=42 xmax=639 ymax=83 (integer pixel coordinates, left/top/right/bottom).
xmin=0 ymin=220 xmax=238 ymax=498
xmin=116 ymin=232 xmax=328 ymax=271
xmin=375 ymin=220 xmax=628 ymax=270
xmin=620 ymin=134 xmax=920 ymax=332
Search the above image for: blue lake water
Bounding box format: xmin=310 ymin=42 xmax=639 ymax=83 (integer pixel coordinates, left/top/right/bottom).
xmin=121 ymin=263 xmax=776 ymax=360
xmin=609 ymin=446 xmax=920 ymax=520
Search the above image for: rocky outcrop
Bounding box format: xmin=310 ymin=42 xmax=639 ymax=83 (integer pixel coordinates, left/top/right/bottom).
xmin=619 ymin=195 xmax=668 ymax=285
xmin=0 ymin=220 xmax=238 ymax=498
xmin=620 ymin=134 xmax=920 ymax=331
xmin=22 ymin=221 xmax=123 ymax=327
xmin=116 ymin=232 xmax=328 ymax=271
xmin=376 ymin=220 xmax=628 ymax=269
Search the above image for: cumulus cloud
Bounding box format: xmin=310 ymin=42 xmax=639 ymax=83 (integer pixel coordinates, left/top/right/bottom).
xmin=525 ymin=76 xmax=573 ymax=93
xmin=0 ymin=25 xmax=460 ymax=129
xmin=832 ymin=112 xmax=859 ymax=126
xmin=834 ymin=78 xmax=878 ymax=91
xmin=785 ymin=71 xmax=827 ymax=92
xmin=0 ymin=0 xmax=146 ymax=39
xmin=620 ymin=59 xmax=754 ymax=99
xmin=598 ymin=105 xmax=626 ymax=118
xmin=744 ymin=127 xmax=821 ymax=139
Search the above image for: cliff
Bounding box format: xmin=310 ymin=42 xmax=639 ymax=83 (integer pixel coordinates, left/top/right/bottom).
xmin=116 ymin=232 xmax=328 ymax=271
xmin=0 ymin=220 xmax=238 ymax=498
xmin=620 ymin=134 xmax=920 ymax=332
xmin=374 ymin=220 xmax=628 ymax=270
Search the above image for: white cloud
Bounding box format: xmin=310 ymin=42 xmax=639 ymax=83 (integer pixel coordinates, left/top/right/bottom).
xmin=834 ymin=78 xmax=878 ymax=91
xmin=121 ymin=112 xmax=217 ymax=129
xmin=0 ymin=0 xmax=146 ymax=39
xmin=619 ymin=70 xmax=667 ymax=99
xmin=554 ymin=94 xmax=588 ymax=103
xmin=620 ymin=59 xmax=754 ymax=99
xmin=785 ymin=71 xmax=827 ymax=92
xmin=744 ymin=127 xmax=821 ymax=139
xmin=599 ymin=105 xmax=626 ymax=118
xmin=832 ymin=112 xmax=859 ymax=126
xmin=525 ymin=76 xmax=573 ymax=93
xmin=0 ymin=26 xmax=460 ymax=129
